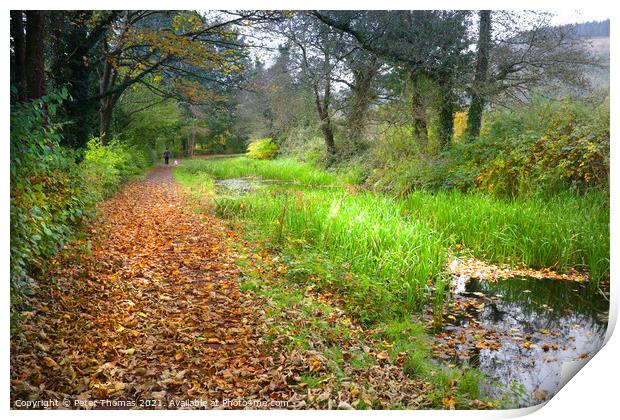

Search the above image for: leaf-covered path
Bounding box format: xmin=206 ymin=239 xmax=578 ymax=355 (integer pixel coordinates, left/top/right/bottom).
xmin=11 ymin=165 xmax=439 ymax=409
xmin=12 ymin=166 xmax=302 ymax=408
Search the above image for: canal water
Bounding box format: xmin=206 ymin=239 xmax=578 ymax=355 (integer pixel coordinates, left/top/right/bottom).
xmin=434 ymin=275 xmax=609 ymax=407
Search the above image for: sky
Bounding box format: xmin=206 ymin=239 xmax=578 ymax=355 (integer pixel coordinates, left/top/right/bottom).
xmin=549 ymin=10 xmax=611 ymax=25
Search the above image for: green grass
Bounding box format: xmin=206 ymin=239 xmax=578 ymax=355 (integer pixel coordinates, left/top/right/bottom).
xmin=376 ymin=320 xmax=484 ymax=402
xmin=403 ymin=189 xmax=609 ymax=282
xmin=179 ymin=156 xmax=338 ymax=186
xmin=219 ymin=189 xmax=450 ymax=320
xmin=175 ymin=157 xmax=609 ymax=322
xmin=231 ymin=242 xmax=485 ymax=408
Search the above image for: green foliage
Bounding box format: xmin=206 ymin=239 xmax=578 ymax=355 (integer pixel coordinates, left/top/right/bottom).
xmin=246 ymin=137 xmax=278 ymax=159
xmin=176 ymin=159 xmax=450 ymax=320
xmin=115 ymin=86 xmax=186 ymax=157
xmin=11 ymin=89 xmax=155 ymax=290
xmin=479 ymin=99 xmax=609 ymax=197
xmin=10 ymin=89 xmax=95 ymax=285
xmin=366 ymin=95 xmax=610 ymax=199
xmin=279 ymin=127 xmax=328 ymax=167
xmin=366 ymin=123 xmax=442 ymax=194
xmin=177 ymin=157 xmax=609 ymax=307
xmin=404 ymin=189 xmax=609 ymax=283
xmin=80 ymin=137 xmax=152 ymax=200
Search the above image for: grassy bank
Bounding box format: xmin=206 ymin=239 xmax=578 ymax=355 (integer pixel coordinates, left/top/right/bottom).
xmin=403 ymin=190 xmax=609 ymax=282
xmin=180 ymin=156 xmax=338 ymax=186
xmin=176 ymin=156 xmax=609 ymax=295
xmin=173 ymin=155 xmax=609 ymax=408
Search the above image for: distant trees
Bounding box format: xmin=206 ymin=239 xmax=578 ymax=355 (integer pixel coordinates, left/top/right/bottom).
xmin=11 ymin=10 xmax=259 ymax=148
xmin=235 ymin=44 xmax=317 ymax=151
xmin=278 ymin=14 xmax=347 ymax=160
xmin=484 ymin=12 xmax=595 ymax=105
xmin=310 ymin=10 xmax=596 ymax=150
xmin=569 ymin=19 xmax=610 ymax=38
xmin=91 ymin=11 xmax=251 ymax=143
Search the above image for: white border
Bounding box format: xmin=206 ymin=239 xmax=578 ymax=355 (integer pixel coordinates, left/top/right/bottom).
xmin=2 ymin=1 xmax=616 ymax=419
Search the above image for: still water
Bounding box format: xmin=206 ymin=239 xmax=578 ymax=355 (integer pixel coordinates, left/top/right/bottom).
xmin=436 ymin=275 xmax=609 ymax=407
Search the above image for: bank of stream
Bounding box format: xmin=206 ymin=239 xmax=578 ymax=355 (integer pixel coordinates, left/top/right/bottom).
xmin=212 ymin=175 xmax=609 ymax=407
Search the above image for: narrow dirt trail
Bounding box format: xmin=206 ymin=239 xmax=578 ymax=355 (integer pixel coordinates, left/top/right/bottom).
xmin=11 ymin=166 xmax=295 ymax=408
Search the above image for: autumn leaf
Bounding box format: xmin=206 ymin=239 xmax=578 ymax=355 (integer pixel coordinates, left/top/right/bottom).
xmin=442 ymin=395 xmax=456 ymax=410
xmin=309 ymin=356 xmax=322 ymax=373
xmin=42 ymin=357 xmax=58 ymax=368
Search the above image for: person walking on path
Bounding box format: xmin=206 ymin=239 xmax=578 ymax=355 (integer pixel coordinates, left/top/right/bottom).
xmin=163 ymin=147 xmax=171 ymax=165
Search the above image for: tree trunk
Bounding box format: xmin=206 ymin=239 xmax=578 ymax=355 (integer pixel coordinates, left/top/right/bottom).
xmin=188 ymin=121 xmax=196 ymax=157
xmin=99 ymin=101 xmax=114 ymax=144
xmin=312 ymin=79 xmax=337 ymax=160
xmin=409 ymin=70 xmax=428 ymax=146
xmin=48 ymin=11 xmax=100 ymax=148
xmin=24 ymin=11 xmax=46 ymax=101
xmin=466 ymin=10 xmax=491 ymax=138
xmin=10 ymin=11 xmax=27 ymax=101
xmin=345 ymin=58 xmax=379 ymax=152
xmin=437 ymin=78 xmax=454 ymax=150
xmin=319 ymin=115 xmax=337 ymax=158
xmin=99 ymin=57 xmax=119 ymax=144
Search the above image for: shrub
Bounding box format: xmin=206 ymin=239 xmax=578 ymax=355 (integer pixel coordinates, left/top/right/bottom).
xmin=363 ymin=95 xmax=609 ymax=198
xmin=80 ymin=138 xmax=152 ymax=199
xmin=10 ymin=89 xmax=95 ymax=285
xmin=10 ymin=89 xmax=154 ymax=290
xmin=246 ymin=137 xmax=278 ymax=159
xmin=281 ymin=129 xmax=327 ymax=167
xmin=473 ymin=95 xmax=610 ymax=197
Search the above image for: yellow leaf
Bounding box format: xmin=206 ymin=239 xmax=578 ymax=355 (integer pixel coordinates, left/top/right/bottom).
xmin=443 ymin=395 xmax=456 ymax=410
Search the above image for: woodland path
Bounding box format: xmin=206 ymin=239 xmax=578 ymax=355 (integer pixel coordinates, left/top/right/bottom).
xmin=11 ymin=165 xmax=436 ymax=410
xmin=11 ymin=165 xmax=299 ymax=408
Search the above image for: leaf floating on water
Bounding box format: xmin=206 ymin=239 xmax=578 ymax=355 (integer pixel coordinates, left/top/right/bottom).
xmin=532 ymin=388 xmax=549 ymax=402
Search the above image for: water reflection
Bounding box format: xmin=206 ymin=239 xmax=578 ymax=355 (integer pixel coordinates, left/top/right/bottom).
xmin=439 ymin=276 xmax=608 ymax=407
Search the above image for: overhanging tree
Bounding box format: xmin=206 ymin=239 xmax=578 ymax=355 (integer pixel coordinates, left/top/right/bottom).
xmin=313 ymin=10 xmax=473 ymax=150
